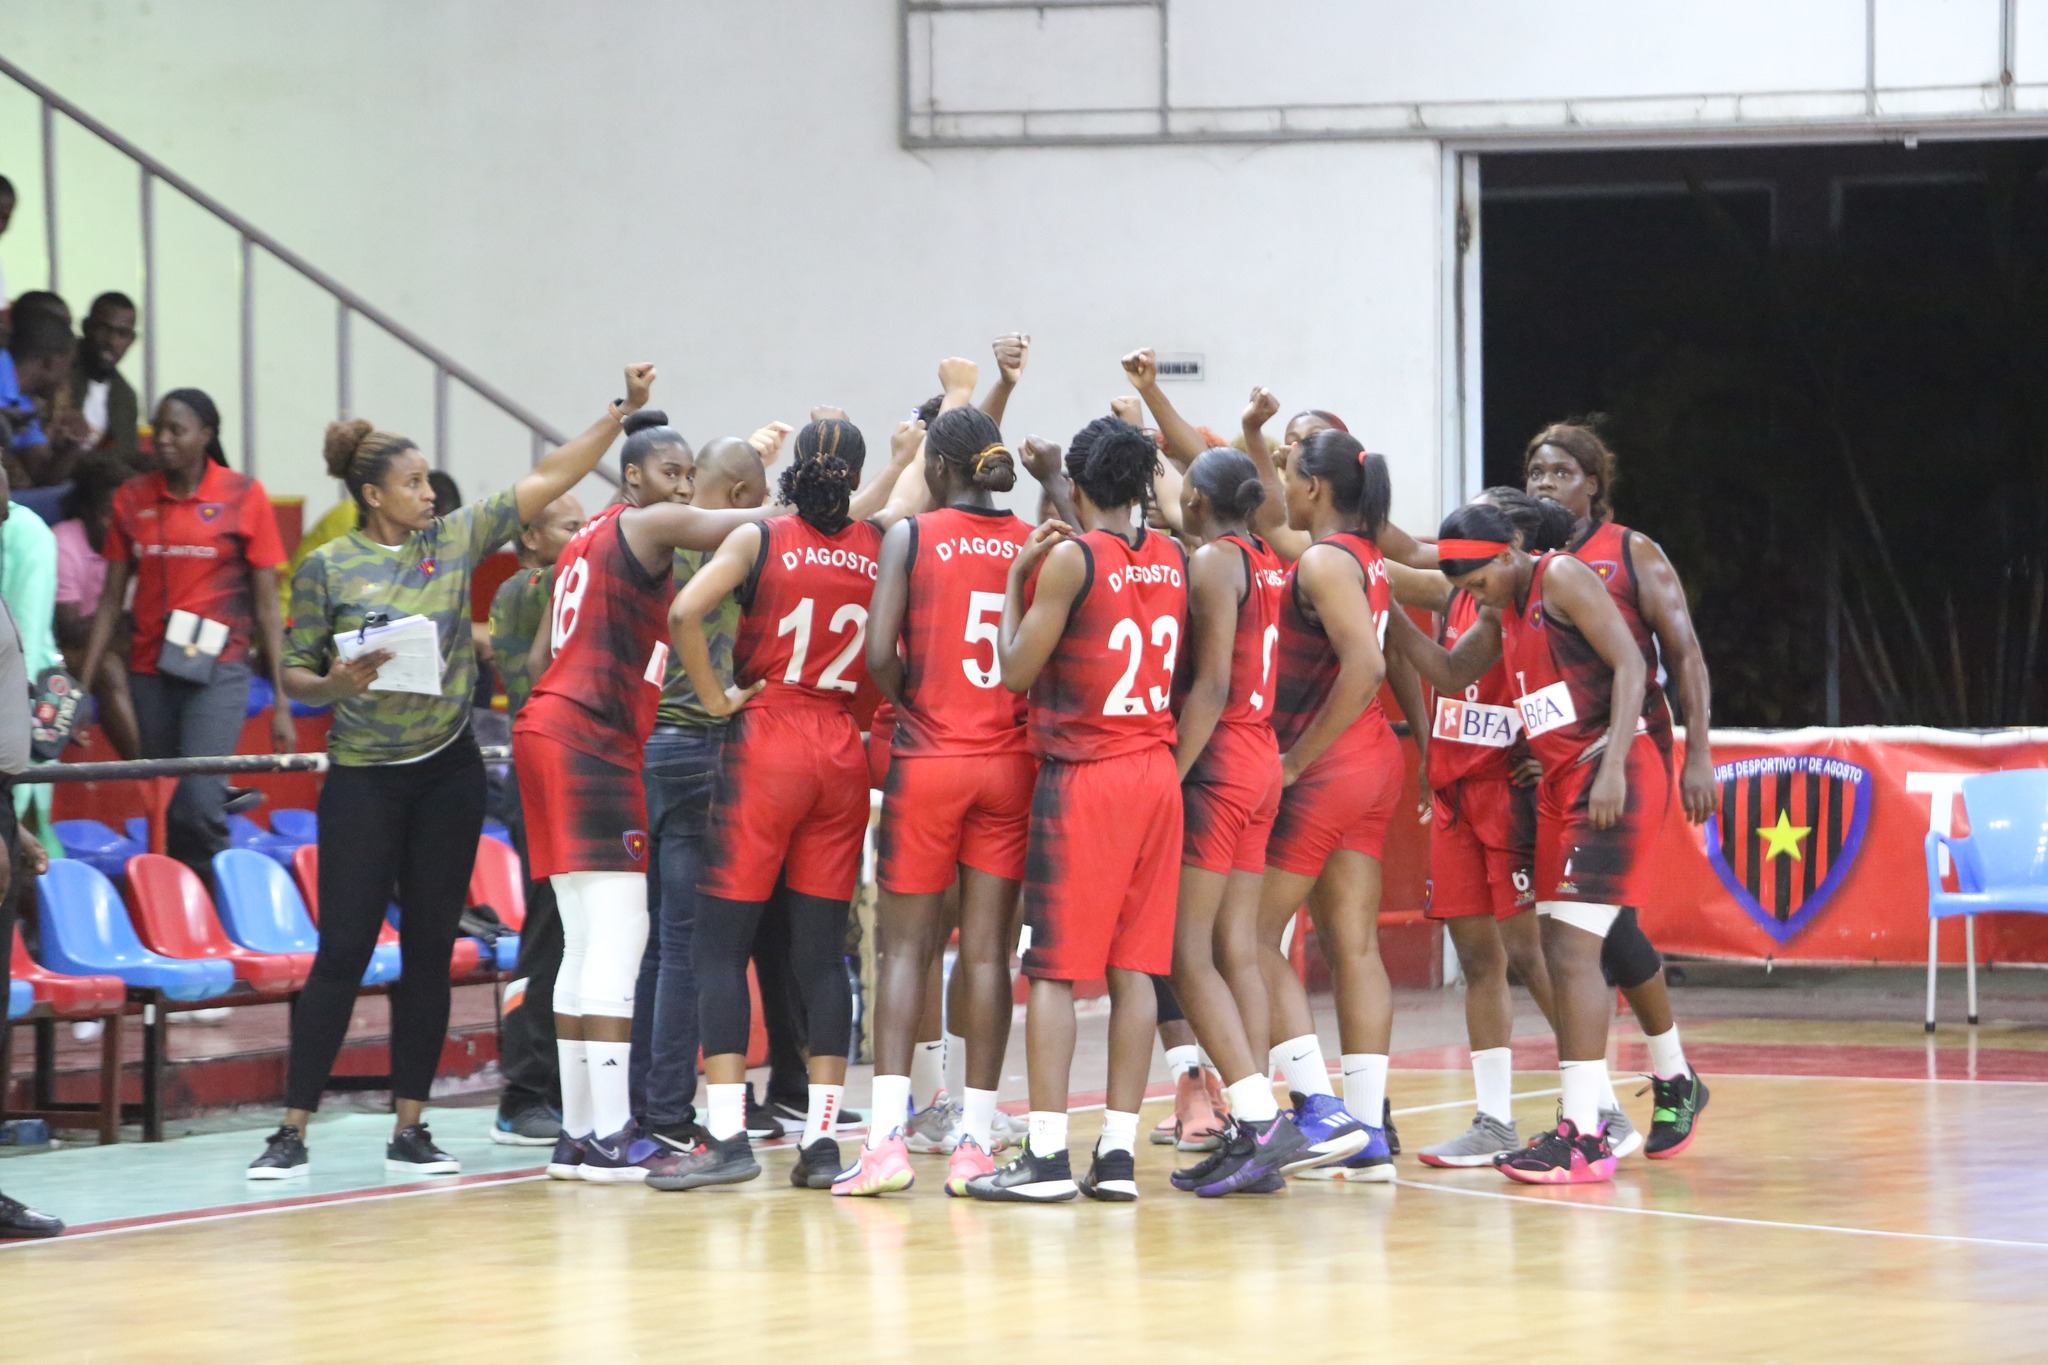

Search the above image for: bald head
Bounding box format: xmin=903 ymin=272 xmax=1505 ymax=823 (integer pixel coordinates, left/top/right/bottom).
xmin=520 ymin=491 xmax=585 ymax=567
xmin=694 ymin=437 xmax=769 ymax=510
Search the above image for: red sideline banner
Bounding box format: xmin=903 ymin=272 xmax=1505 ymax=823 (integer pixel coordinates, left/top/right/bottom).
xmin=1633 ymin=727 xmax=2048 ymax=965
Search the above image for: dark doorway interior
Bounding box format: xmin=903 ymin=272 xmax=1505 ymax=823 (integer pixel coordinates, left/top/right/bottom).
xmin=1481 ymin=141 xmax=2048 ymax=727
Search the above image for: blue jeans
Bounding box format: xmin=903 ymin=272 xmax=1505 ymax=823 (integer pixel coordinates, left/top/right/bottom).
xmin=628 ymin=726 xmax=721 ymax=1128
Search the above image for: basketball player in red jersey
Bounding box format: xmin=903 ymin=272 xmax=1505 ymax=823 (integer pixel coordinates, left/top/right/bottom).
xmin=967 ymin=418 xmax=1186 ymax=1204
xmin=1253 ymin=428 xmax=1421 ymax=1182
xmin=1399 ymin=500 xmax=1663 ymax=1183
xmin=834 ymin=406 xmax=1036 ymax=1198
xmin=514 ymin=402 xmax=787 ymax=1185
xmin=1526 ymin=422 xmax=1712 ymax=1157
xmin=655 ymin=419 xmax=919 ymax=1193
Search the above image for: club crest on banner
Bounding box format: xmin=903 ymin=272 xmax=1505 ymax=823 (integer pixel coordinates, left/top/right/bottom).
xmin=1704 ymin=754 xmax=1871 ymax=943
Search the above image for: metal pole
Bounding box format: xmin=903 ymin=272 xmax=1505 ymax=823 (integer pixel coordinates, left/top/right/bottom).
xmin=434 ymin=366 xmax=450 ymax=471
xmin=1864 ymin=0 xmax=1877 ymax=116
xmin=140 ymin=168 xmax=157 ymax=412
xmin=1999 ymin=0 xmax=2017 ymax=111
xmin=1156 ymin=0 xmax=1170 ymax=138
xmin=40 ymin=100 xmax=58 ymax=294
xmin=532 ymin=430 xmax=546 ymax=467
xmin=336 ymin=302 xmax=352 ymax=419
xmin=240 ymin=235 xmax=256 ymax=476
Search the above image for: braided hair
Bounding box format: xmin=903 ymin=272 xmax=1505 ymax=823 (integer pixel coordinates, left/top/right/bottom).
xmin=781 ymin=418 xmax=866 ymax=530
xmin=1064 ymin=417 xmax=1156 ymax=511
xmin=926 ymin=406 xmax=1016 ymax=494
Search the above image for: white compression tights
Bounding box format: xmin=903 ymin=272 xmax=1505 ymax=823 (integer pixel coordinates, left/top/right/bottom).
xmin=552 ymin=871 xmax=651 ymax=1141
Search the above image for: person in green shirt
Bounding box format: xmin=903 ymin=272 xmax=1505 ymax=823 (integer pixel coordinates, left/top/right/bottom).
xmin=248 ymin=363 xmax=656 ymax=1182
xmin=490 ymin=493 xmax=585 ymax=718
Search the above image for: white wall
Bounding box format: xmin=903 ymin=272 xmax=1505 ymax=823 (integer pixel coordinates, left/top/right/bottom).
xmin=0 ymin=0 xmax=1447 ymax=534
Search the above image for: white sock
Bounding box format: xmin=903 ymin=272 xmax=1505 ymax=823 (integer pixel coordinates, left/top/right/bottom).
xmin=1272 ymin=1035 xmax=1334 ymax=1098
xmin=1028 ymin=1109 xmax=1068 ymax=1157
xmin=1645 ymin=1024 xmax=1689 ymax=1081
xmin=1559 ymin=1059 xmax=1607 ymax=1135
xmin=869 ymin=1074 xmax=911 ymax=1148
xmin=1341 ymin=1053 xmax=1390 ymax=1129
xmin=1472 ymin=1047 xmax=1514 ymax=1124
xmin=1098 ymin=1109 xmax=1140 ymax=1156
xmin=1163 ymin=1043 xmax=1200 ymax=1079
xmin=910 ymin=1040 xmax=947 ymax=1110
xmin=707 ymin=1082 xmax=746 ymax=1142
xmin=556 ymin=1039 xmax=592 ymax=1137
xmin=586 ymin=1040 xmax=633 ymax=1139
xmin=961 ymin=1087 xmax=998 ymax=1151
xmin=1225 ymin=1074 xmax=1278 ymax=1123
xmin=804 ymin=1084 xmax=844 ymax=1147
xmin=1196 ymin=1048 xmax=1217 ymax=1075
xmin=943 ymin=1030 xmax=967 ymax=1101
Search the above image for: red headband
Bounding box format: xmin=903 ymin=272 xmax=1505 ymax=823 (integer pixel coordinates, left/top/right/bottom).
xmin=1437 ymin=539 xmax=1510 ymax=561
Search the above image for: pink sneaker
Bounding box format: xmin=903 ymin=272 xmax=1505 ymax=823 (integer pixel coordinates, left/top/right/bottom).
xmin=1176 ymin=1069 xmax=1227 ymax=1152
xmin=831 ymin=1131 xmax=915 ymax=1197
xmin=1498 ymin=1118 xmax=1616 ymax=1185
xmin=945 ymin=1136 xmax=995 ymax=1196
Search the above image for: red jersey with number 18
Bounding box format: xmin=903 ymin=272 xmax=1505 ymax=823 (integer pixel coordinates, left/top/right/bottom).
xmin=517 ymin=504 xmax=672 ymax=769
xmin=732 ymin=515 xmax=883 ymax=709
xmin=890 ymin=506 xmax=1032 ymax=756
xmin=1270 ymin=531 xmax=1391 ymax=753
xmin=1028 ymin=527 xmax=1187 ymax=763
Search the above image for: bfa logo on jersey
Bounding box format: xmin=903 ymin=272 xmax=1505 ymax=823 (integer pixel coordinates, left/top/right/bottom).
xmin=1586 ymin=560 xmax=1619 ymax=583
xmin=1704 ymin=754 xmax=1871 ymax=943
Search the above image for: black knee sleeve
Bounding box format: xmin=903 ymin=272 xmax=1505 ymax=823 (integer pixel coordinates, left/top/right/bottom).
xmin=1600 ymin=907 xmax=1663 ymax=990
xmin=1152 ymin=973 xmax=1186 ymax=1025
xmin=695 ymin=895 xmax=766 ymax=1057
xmin=785 ymin=892 xmax=852 ymax=1061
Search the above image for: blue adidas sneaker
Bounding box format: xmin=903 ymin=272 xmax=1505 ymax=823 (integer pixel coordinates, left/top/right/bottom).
xmin=1282 ymin=1091 xmax=1369 ymax=1174
xmin=1297 ymin=1122 xmax=1395 ymax=1182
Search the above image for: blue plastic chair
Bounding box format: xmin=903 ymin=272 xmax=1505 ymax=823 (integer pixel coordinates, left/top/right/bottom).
xmin=52 ymin=819 xmax=144 ymax=882
xmin=268 ymin=808 xmax=318 ymax=844
xmin=227 ymin=814 xmax=300 ymax=867
xmin=36 ymin=859 xmax=236 ymax=1000
xmin=213 ymin=849 xmax=400 ymax=988
xmin=482 ymin=820 xmax=513 ymax=847
xmin=1924 ymin=769 xmax=2048 ymax=1030
xmin=6 ymin=978 xmax=30 ymax=1019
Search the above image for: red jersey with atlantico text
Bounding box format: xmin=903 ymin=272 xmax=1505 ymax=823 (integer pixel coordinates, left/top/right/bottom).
xmin=1571 ymin=519 xmax=1670 ymax=736
xmin=517 ymin=504 xmax=672 ymax=769
xmin=891 ymin=506 xmax=1032 ymax=756
xmin=1214 ymin=534 xmax=1287 ymax=727
xmin=1270 ymin=532 xmax=1391 ymax=755
xmin=1429 ymin=588 xmax=1519 ymax=788
xmin=1500 ymin=552 xmax=1635 ymax=771
xmin=1028 ymin=527 xmax=1187 ymax=763
xmin=733 ymin=515 xmax=883 ymax=709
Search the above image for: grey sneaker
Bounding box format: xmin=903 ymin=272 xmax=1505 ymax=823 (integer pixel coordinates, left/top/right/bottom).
xmin=1601 ymin=1105 xmax=1643 ymax=1160
xmin=988 ymin=1106 xmax=1027 ymax=1152
xmin=492 ymin=1104 xmax=561 ymax=1147
xmin=904 ymin=1094 xmax=962 ymax=1154
xmin=1416 ymin=1113 xmax=1521 ymax=1168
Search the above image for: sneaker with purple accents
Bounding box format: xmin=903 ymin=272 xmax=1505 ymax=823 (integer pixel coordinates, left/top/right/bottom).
xmin=580 ymin=1125 xmax=666 ymax=1183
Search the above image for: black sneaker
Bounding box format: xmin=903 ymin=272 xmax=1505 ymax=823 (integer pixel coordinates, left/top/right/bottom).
xmin=247 ymin=1124 xmax=310 ymax=1180
xmin=1169 ymin=1128 xmax=1239 ymax=1192
xmin=1077 ymin=1145 xmax=1139 ymax=1202
xmin=1198 ymin=1115 xmax=1310 ymax=1198
xmin=386 ymin=1123 xmax=460 ymax=1176
xmin=647 ymin=1132 xmax=760 ymax=1191
xmin=966 ymin=1145 xmax=1078 ymax=1202
xmin=1383 ymin=1098 xmax=1401 ymax=1155
xmin=771 ymin=1097 xmax=867 ymax=1132
xmin=0 ymin=1191 xmax=63 ymax=1239
xmin=745 ymin=1087 xmax=785 ymax=1141
xmin=1645 ymin=1071 xmax=1709 ymax=1159
xmin=649 ymin=1120 xmax=712 ymax=1155
xmin=492 ymin=1104 xmax=562 ymax=1147
xmin=791 ymin=1137 xmax=843 ymax=1189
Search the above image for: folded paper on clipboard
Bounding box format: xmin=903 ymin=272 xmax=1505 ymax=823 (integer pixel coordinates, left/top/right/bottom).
xmin=334 ymin=614 xmax=445 ymax=696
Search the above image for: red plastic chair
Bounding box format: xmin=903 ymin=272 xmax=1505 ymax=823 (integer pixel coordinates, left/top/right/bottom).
xmin=292 ymin=844 xmax=485 ymax=979
xmin=10 ymin=925 xmax=125 ymax=1017
xmin=124 ymin=854 xmax=312 ymax=994
xmin=466 ymin=835 xmax=526 ymax=931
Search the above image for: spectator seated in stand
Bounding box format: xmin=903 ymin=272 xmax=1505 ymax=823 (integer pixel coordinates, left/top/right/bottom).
xmin=70 ymin=293 xmax=143 ymax=471
xmin=0 ymin=307 xmax=81 ymax=488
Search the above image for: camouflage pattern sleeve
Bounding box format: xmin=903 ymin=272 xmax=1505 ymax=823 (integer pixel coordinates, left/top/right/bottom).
xmin=284 ymin=554 xmax=336 ymax=675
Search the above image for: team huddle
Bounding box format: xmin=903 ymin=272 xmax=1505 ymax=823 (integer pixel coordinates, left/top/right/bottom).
xmin=510 ymin=340 xmax=1714 ymax=1203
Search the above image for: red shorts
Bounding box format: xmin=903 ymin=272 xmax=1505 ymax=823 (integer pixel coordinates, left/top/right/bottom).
xmin=867 ymin=722 xmax=892 ymax=791
xmin=1534 ymin=732 xmax=1670 ymax=907
xmin=1266 ymin=720 xmax=1404 ymax=877
xmin=701 ymin=703 xmax=871 ymax=903
xmin=1182 ymin=721 xmax=1282 ymax=875
xmin=1021 ymin=746 xmax=1182 ymax=981
xmin=877 ymin=750 xmax=1036 ymax=894
xmin=1427 ymin=777 xmax=1535 ymax=921
xmin=515 ymin=731 xmax=649 ymax=881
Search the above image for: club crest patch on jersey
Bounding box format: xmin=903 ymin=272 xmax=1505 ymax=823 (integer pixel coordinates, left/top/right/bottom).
xmin=623 ymin=830 xmax=650 ymax=861
xmin=198 ymin=503 xmax=223 ymax=522
xmin=1586 ymin=560 xmax=1618 ymax=582
xmin=1705 ymin=754 xmax=1871 ymax=943
xmin=419 ymin=557 xmax=438 ymax=579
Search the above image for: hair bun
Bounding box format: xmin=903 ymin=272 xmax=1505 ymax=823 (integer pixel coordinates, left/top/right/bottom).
xmin=323 ymin=419 xmax=374 ymax=479
xmin=623 ymin=408 xmax=670 ymax=437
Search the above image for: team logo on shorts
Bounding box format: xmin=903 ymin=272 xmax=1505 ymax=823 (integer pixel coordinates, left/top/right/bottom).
xmin=1704 ymin=754 xmax=1871 ymax=943
xmin=1586 ymin=560 xmax=1619 ymax=582
xmin=623 ymin=830 xmax=650 ymax=861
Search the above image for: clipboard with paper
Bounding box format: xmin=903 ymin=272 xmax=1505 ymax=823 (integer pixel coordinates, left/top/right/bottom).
xmin=334 ymin=614 xmax=446 ymax=696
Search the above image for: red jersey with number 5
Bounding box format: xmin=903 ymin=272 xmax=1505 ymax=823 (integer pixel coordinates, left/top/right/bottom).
xmin=517 ymin=503 xmax=672 ymax=768
xmin=1214 ymin=533 xmax=1286 ymax=727
xmin=1501 ymin=553 xmax=1628 ymax=771
xmin=1270 ymin=532 xmax=1390 ymax=754
xmin=1028 ymin=528 xmax=1187 ymax=763
xmin=733 ymin=515 xmax=883 ymax=710
xmin=1428 ymin=588 xmax=1519 ymax=788
xmin=891 ymin=506 xmax=1032 ymax=757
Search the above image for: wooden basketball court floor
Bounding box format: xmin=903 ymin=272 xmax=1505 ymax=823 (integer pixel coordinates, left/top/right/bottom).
xmin=5 ymin=1009 xmax=2048 ymax=1361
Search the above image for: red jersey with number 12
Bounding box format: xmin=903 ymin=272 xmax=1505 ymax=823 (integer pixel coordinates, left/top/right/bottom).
xmin=1500 ymin=553 xmax=1628 ymax=771
xmin=891 ymin=506 xmax=1032 ymax=757
xmin=733 ymin=515 xmax=883 ymax=710
xmin=517 ymin=504 xmax=672 ymax=769
xmin=1270 ymin=532 xmax=1391 ymax=754
xmin=1028 ymin=528 xmax=1187 ymax=763
xmin=1429 ymin=589 xmax=1519 ymax=788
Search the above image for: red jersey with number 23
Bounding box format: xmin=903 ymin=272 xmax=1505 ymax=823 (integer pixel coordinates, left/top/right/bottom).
xmin=1029 ymin=528 xmax=1187 ymax=763
xmin=1429 ymin=588 xmax=1520 ymax=789
xmin=891 ymin=506 xmax=1032 ymax=756
xmin=733 ymin=515 xmax=883 ymax=709
xmin=517 ymin=504 xmax=672 ymax=769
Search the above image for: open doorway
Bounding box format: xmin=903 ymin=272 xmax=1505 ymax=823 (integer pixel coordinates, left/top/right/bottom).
xmin=1478 ymin=141 xmax=2048 ymax=727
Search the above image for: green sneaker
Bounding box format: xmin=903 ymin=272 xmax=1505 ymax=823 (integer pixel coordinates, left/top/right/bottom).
xmin=1644 ymin=1071 xmax=1708 ymax=1159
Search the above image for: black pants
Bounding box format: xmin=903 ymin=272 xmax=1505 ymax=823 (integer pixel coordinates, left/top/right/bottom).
xmin=0 ymin=777 xmax=17 ymax=990
xmin=697 ymin=889 xmax=851 ymax=1064
xmin=285 ymin=735 xmax=486 ymax=1112
xmin=753 ymin=889 xmax=814 ymax=1110
xmin=497 ymin=781 xmax=562 ymax=1115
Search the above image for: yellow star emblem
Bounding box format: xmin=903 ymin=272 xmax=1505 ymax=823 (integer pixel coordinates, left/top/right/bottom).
xmin=1758 ymin=809 xmax=1811 ymax=861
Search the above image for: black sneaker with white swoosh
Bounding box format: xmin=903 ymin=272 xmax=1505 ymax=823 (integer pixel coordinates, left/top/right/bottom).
xmin=385 ymin=1123 xmax=460 ymax=1176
